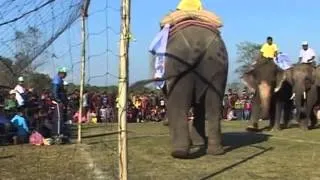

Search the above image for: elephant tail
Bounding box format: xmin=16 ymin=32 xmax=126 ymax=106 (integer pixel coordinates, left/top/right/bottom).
xmin=129 ymin=75 xmax=176 ymax=90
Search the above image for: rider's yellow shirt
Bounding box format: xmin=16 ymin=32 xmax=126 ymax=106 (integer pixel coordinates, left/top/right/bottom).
xmin=260 ymin=43 xmax=278 ymax=58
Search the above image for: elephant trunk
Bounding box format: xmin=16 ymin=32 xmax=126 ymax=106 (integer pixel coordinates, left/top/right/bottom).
xmin=258 ymin=81 xmax=272 ymax=120
xmin=294 ymin=85 xmax=306 ymax=121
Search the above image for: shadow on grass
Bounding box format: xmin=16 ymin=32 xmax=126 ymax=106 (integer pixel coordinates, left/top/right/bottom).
xmin=222 ymin=132 xmax=272 ymax=153
xmin=198 ymin=132 xmax=273 ymax=179
xmin=199 ymin=147 xmax=273 ymax=180
xmin=0 ymin=155 xmax=15 ymax=160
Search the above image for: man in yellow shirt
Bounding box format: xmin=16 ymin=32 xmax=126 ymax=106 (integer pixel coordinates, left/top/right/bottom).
xmin=176 ymin=0 xmax=203 ymax=11
xmin=260 ymin=36 xmax=278 ymax=60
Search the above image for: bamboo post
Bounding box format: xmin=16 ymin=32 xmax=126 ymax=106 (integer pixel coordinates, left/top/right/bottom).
xmin=78 ymin=0 xmax=90 ymax=143
xmin=118 ymin=0 xmax=131 ymax=179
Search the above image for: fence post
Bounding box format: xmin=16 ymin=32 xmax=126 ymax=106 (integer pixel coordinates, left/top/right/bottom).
xmin=118 ymin=0 xmax=131 ymax=179
xmin=78 ymin=0 xmax=90 ymax=143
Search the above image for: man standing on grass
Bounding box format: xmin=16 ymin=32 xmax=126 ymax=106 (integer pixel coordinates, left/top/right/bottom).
xmin=52 ymin=67 xmax=68 ymax=142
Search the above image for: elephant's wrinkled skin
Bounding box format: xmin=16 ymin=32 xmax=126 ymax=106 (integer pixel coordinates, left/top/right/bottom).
xmin=241 ymin=58 xmax=293 ymax=131
xmin=162 ymin=25 xmax=228 ymax=159
xmin=276 ymin=64 xmax=319 ymax=130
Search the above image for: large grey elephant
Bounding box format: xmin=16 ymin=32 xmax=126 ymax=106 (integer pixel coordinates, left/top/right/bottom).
xmin=159 ymin=22 xmax=228 ymax=159
xmin=241 ymin=58 xmax=294 ymax=131
xmin=276 ymin=64 xmax=319 ymax=130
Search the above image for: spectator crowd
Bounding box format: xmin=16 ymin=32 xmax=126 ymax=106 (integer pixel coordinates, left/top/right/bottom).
xmin=223 ymin=88 xmax=253 ymax=121
xmin=0 ymin=75 xmax=167 ymax=145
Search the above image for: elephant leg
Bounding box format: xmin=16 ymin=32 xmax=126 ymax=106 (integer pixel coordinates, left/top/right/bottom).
xmin=246 ymin=95 xmax=260 ymax=131
xmin=273 ymin=101 xmax=283 ymax=131
xmin=282 ymin=101 xmax=292 ymax=129
xmin=167 ymin=75 xmax=193 ymax=159
xmin=307 ymin=102 xmax=317 ymax=129
xmin=205 ymin=89 xmax=224 ymax=156
xmin=190 ymin=100 xmax=206 ymax=146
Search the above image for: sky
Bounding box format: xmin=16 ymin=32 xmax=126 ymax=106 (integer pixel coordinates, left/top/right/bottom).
xmin=37 ymin=0 xmax=320 ymax=86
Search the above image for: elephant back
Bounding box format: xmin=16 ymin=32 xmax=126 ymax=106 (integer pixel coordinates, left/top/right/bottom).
xmin=160 ymin=10 xmax=223 ymax=29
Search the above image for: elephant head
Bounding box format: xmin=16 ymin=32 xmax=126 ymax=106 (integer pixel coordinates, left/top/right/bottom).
xmin=275 ymin=64 xmax=316 ymax=118
xmin=241 ymin=58 xmax=278 ymax=119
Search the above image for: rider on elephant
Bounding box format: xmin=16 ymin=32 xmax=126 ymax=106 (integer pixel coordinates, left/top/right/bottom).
xmin=299 ymin=41 xmax=316 ymax=66
xmin=260 ymin=36 xmax=279 ymax=61
xmin=176 ymin=0 xmax=203 ymax=11
xmin=248 ymin=36 xmax=279 ymax=71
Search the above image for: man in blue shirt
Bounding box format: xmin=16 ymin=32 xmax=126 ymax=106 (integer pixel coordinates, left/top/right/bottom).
xmin=52 ymin=67 xmax=68 ymax=104
xmin=52 ymin=67 xmax=68 ymax=142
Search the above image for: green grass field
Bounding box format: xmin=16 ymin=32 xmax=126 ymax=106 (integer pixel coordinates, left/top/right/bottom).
xmin=1 ymin=121 xmax=320 ymax=180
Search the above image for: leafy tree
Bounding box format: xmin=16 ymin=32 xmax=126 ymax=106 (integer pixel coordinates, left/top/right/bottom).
xmin=235 ymin=41 xmax=262 ymax=76
xmin=25 ymin=73 xmax=52 ymax=93
xmin=14 ymin=26 xmax=47 ymax=74
xmin=226 ymin=81 xmax=244 ymax=94
xmin=0 ymin=26 xmax=47 ymax=87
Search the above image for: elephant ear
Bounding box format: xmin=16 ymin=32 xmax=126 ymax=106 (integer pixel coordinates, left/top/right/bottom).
xmin=313 ymin=66 xmax=320 ymax=87
xmin=241 ymin=72 xmax=256 ymax=93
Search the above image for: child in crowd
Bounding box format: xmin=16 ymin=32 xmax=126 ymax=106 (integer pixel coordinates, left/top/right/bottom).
xmin=99 ymin=105 xmax=107 ymax=123
xmin=105 ymin=104 xmax=113 ymax=122
xmin=4 ymin=90 xmax=17 ymax=119
xmin=73 ymin=107 xmax=87 ymax=123
xmin=11 ymin=108 xmax=29 ymax=144
xmin=88 ymin=110 xmax=97 ymax=124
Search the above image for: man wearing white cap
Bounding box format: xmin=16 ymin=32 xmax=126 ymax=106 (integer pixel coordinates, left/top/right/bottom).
xmin=13 ymin=76 xmax=26 ymax=107
xmin=299 ymin=41 xmax=316 ymax=65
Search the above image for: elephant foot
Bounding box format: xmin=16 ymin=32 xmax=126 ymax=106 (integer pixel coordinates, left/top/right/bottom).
xmin=271 ymin=127 xmax=281 ymax=132
xmin=171 ymin=145 xmax=206 ymax=159
xmin=189 ymin=145 xmax=206 ymax=158
xmin=308 ymin=125 xmax=317 ymax=130
xmin=299 ymin=126 xmax=309 ymax=131
xmin=299 ymin=122 xmax=309 ymax=131
xmin=171 ymin=150 xmax=189 ymax=159
xmin=246 ymin=123 xmax=259 ymax=132
xmin=207 ymin=145 xmax=225 ymax=156
xmin=281 ymin=124 xmax=289 ymax=129
xmin=163 ymin=119 xmax=169 ymax=126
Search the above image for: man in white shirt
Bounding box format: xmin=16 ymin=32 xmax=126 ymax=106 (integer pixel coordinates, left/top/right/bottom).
xmin=299 ymin=41 xmax=316 ymax=65
xmin=14 ymin=76 xmax=26 ymax=107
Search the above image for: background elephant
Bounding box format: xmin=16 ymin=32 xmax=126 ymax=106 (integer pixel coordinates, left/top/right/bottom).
xmin=241 ymin=58 xmax=278 ymax=130
xmin=241 ymin=58 xmax=293 ymax=131
xmin=160 ymin=24 xmax=228 ymax=159
xmin=276 ymin=64 xmax=319 ymax=130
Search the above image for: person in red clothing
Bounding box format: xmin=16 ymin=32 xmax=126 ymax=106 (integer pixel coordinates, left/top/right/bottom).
xmin=243 ymin=99 xmax=252 ymax=120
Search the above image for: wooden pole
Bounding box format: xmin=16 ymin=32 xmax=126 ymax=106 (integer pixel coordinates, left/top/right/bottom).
xmin=78 ymin=0 xmax=90 ymax=143
xmin=118 ymin=0 xmax=130 ymax=179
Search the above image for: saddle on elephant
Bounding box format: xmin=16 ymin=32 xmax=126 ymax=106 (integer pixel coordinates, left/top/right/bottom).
xmin=149 ymin=0 xmax=223 ymax=89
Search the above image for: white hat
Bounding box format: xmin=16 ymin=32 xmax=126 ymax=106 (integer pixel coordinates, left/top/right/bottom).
xmin=302 ymin=41 xmax=308 ymax=45
xmin=18 ymin=76 xmax=24 ymax=82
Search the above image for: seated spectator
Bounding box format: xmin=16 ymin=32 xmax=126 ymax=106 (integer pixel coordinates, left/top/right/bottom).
xmin=11 ymin=108 xmax=30 ymax=144
xmin=0 ymin=107 xmax=12 ymax=144
xmin=88 ymin=110 xmax=97 ymax=124
xmin=4 ymin=90 xmax=17 ymax=119
xmin=100 ymin=105 xmax=107 ymax=123
xmin=73 ymin=108 xmax=88 ymax=123
xmin=227 ymin=108 xmax=237 ymax=121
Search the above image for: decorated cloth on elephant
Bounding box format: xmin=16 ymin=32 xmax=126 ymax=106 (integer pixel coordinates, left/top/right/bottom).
xmin=149 ymin=0 xmax=222 ymax=89
xmin=274 ymin=53 xmax=292 ymax=70
xmin=149 ymin=24 xmax=170 ymax=89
